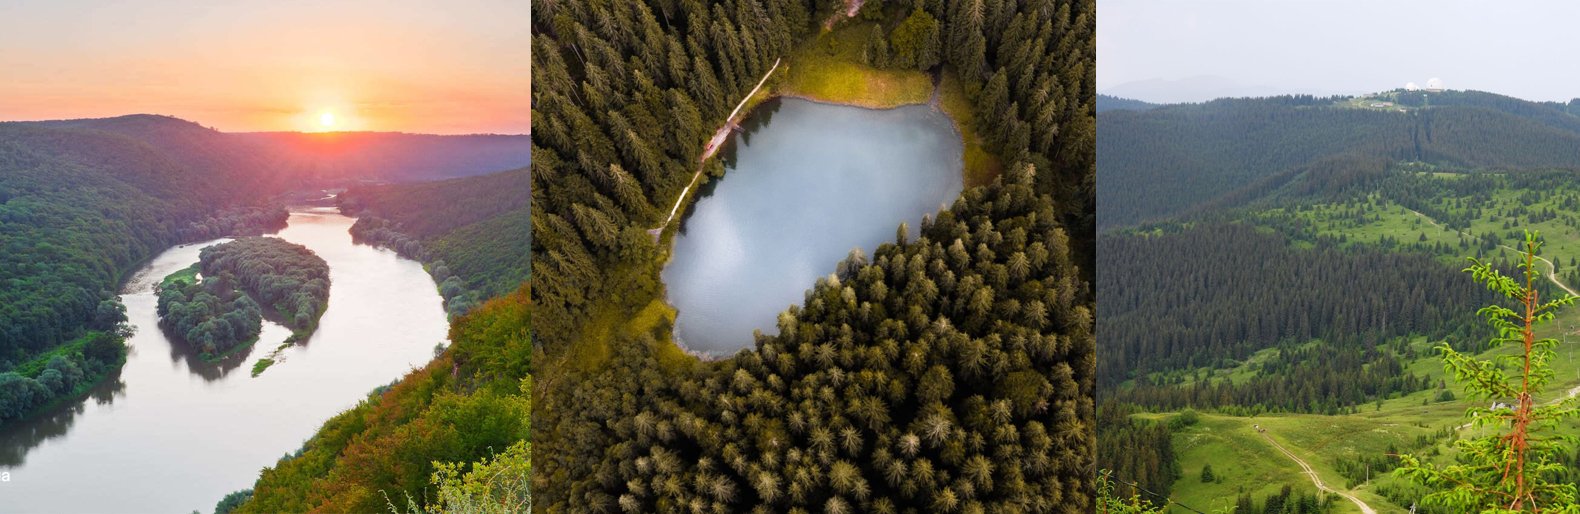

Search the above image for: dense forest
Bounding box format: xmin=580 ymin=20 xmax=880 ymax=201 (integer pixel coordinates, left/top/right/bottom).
xmin=542 ymin=170 xmax=1092 ymax=511
xmin=199 ymin=237 xmax=331 ymax=337
xmin=339 ymin=167 xmax=530 ymax=316
xmin=158 ymin=264 xmax=265 ymax=359
xmin=1095 ymin=402 xmax=1177 ymax=503
xmin=0 ymin=117 xmax=290 ymax=427
xmin=1097 ymin=92 xmax=1580 ymax=228
xmin=156 ymin=237 xmax=329 ymax=359
xmin=532 ymin=0 xmax=1094 ymax=510
xmin=1096 ymin=223 xmax=1501 ymax=408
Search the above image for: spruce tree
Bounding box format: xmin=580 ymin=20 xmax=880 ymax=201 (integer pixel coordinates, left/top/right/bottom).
xmin=1396 ymin=231 xmax=1580 ymax=512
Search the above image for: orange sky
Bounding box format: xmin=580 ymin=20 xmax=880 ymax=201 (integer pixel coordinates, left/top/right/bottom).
xmin=0 ymin=1 xmax=529 ymax=134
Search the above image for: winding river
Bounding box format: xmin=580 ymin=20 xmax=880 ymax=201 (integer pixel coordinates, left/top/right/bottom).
xmin=663 ymin=98 xmax=964 ymax=355
xmin=0 ymin=208 xmax=449 ymax=513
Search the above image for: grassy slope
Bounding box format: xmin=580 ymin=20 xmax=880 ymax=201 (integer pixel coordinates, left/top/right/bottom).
xmin=1138 ymin=174 xmax=1580 ymax=513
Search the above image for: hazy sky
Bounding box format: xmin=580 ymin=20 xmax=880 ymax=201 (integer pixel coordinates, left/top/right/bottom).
xmin=0 ymin=0 xmax=528 ymax=134
xmin=1100 ymin=0 xmax=1580 ymax=103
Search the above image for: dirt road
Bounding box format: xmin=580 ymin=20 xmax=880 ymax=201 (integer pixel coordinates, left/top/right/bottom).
xmin=1259 ymin=431 xmax=1378 ymax=514
xmin=648 ymin=58 xmax=782 ymax=239
xmin=1402 ymin=207 xmax=1578 ymax=296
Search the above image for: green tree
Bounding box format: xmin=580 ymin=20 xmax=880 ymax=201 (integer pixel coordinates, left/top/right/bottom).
xmin=889 ymin=9 xmax=941 ymax=70
xmin=1096 ymin=470 xmax=1165 ymax=513
xmin=1396 ymin=231 xmax=1580 ymax=512
xmin=1200 ymin=463 xmax=1215 ymax=483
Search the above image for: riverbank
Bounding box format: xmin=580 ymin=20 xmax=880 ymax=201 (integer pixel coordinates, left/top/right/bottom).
xmin=1 ymin=331 xmax=127 ymax=430
xmin=2 ymin=209 xmax=453 ymax=513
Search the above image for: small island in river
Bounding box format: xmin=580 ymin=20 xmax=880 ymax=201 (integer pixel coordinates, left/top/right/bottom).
xmin=157 ymin=237 xmax=330 ymax=366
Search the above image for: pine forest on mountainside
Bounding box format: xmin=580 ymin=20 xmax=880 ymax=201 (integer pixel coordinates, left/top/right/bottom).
xmin=1098 ymin=90 xmax=1580 ymax=513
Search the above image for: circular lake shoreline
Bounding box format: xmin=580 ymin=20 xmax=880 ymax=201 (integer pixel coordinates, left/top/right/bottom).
xmin=663 ymin=97 xmax=964 ymax=356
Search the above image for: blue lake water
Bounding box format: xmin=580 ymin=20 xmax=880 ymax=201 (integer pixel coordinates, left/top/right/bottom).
xmin=663 ymin=98 xmax=963 ymax=355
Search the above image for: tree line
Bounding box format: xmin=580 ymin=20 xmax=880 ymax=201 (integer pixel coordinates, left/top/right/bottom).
xmin=1097 ymin=223 xmax=1500 ymax=397
xmin=1098 ymin=92 xmax=1580 ymax=228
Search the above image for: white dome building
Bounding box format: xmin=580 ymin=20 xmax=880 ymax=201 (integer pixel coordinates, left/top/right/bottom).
xmin=1425 ymin=77 xmax=1444 ymax=92
xmin=1405 ymin=82 xmax=1419 ymax=91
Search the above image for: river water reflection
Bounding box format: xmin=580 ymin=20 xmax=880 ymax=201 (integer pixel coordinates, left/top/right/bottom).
xmin=0 ymin=209 xmax=449 ymax=513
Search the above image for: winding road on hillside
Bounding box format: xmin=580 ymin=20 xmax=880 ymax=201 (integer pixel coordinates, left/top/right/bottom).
xmin=1258 ymin=430 xmax=1377 ymax=514
xmin=1402 ymin=207 xmax=1578 ymax=296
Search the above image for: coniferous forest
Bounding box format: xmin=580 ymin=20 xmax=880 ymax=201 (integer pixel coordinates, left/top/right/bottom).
xmin=532 ymin=0 xmax=1094 ymax=512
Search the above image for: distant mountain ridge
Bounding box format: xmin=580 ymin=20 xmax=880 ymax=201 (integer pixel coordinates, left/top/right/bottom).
xmin=1096 ymin=94 xmax=1160 ymax=112
xmin=8 ymin=114 xmax=531 ymax=185
xmin=1098 ymin=90 xmax=1580 ymax=228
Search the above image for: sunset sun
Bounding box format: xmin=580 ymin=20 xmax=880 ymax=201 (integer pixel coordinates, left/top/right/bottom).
xmin=318 ymin=111 xmax=336 ymax=129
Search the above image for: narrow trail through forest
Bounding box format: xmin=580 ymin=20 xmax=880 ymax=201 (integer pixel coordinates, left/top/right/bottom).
xmin=1258 ymin=430 xmax=1378 ymax=514
xmin=649 ymin=58 xmax=782 ymax=239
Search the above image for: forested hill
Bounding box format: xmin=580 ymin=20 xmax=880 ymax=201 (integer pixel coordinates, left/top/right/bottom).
xmin=0 ymin=119 xmax=288 ymax=373
xmin=1097 ymin=91 xmax=1580 ymax=228
xmin=238 ymin=131 xmax=530 ymax=183
xmin=22 ymin=114 xmax=532 ymax=184
xmin=1095 ymin=94 xmax=1159 ymax=112
xmin=339 ymin=167 xmax=530 ymax=315
xmin=0 ymin=114 xmax=527 ymax=427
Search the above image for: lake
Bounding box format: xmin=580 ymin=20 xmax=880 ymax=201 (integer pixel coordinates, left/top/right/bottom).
xmin=663 ymin=98 xmax=963 ymax=355
xmin=0 ymin=209 xmax=449 ymax=513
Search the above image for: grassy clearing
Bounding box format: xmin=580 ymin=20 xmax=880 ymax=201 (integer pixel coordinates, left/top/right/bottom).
xmin=1256 ymin=176 xmax=1580 ymax=269
xmin=1140 ymin=320 xmax=1580 ymax=513
xmin=160 ymin=263 xmax=200 ymax=289
xmin=1134 ymin=172 xmax=1580 ymax=511
xmin=1133 ymin=412 xmax=1346 ymax=513
xmin=774 ymin=22 xmax=932 ymax=109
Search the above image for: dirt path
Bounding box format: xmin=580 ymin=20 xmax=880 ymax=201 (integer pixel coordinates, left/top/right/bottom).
xmin=648 ymin=58 xmax=782 ymax=239
xmin=1402 ymin=207 xmax=1578 ymax=296
xmin=1258 ymin=431 xmax=1377 ymax=514
xmin=1456 ymin=385 xmax=1580 ymax=430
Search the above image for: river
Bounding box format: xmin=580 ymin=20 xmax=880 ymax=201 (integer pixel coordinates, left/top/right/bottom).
xmin=0 ymin=208 xmax=449 ymax=513
xmin=663 ymin=98 xmax=964 ymax=355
